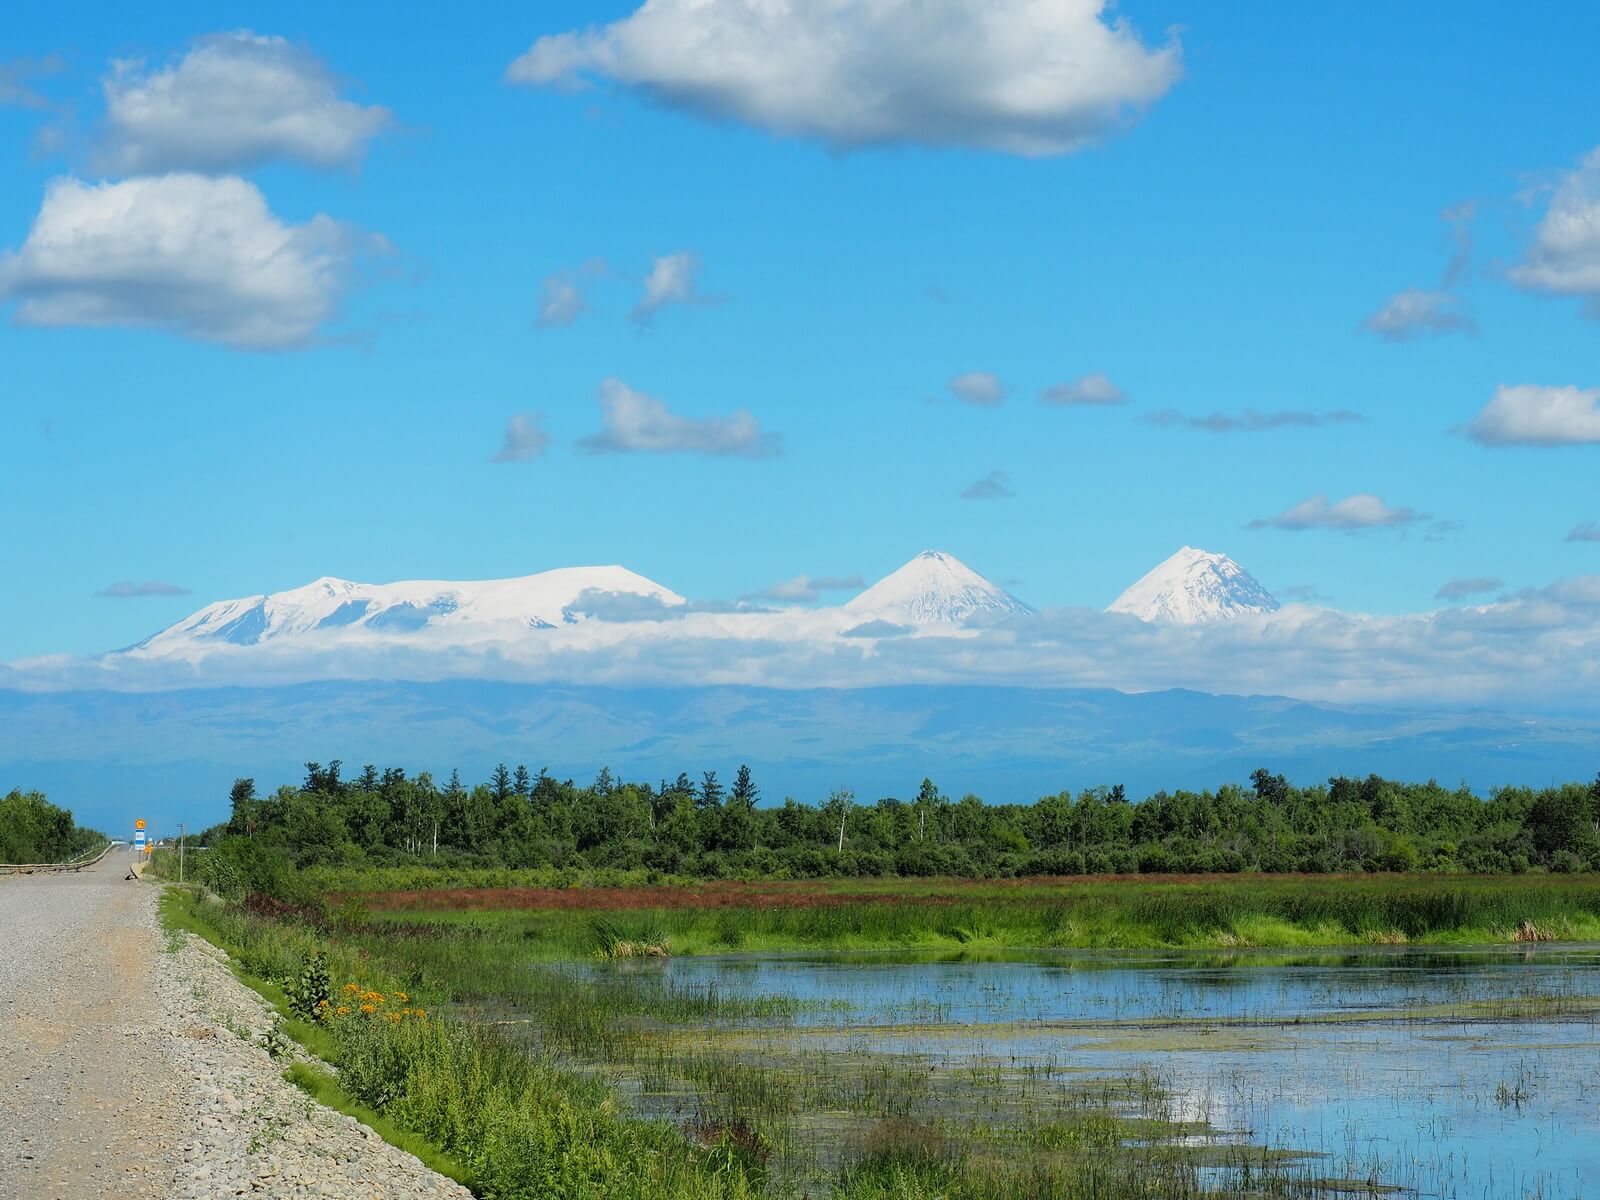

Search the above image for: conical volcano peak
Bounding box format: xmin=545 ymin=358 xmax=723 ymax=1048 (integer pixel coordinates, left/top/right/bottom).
xmin=845 ymin=551 xmax=1033 ymax=625
xmin=1108 ymin=547 xmax=1278 ymax=624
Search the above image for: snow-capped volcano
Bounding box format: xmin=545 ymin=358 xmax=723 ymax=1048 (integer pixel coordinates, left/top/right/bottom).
xmin=845 ymin=551 xmax=1033 ymax=625
xmin=1107 ymin=547 xmax=1277 ymax=624
xmin=132 ymin=566 xmax=684 ymax=653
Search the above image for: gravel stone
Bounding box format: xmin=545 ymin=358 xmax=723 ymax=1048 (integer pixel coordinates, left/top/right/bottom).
xmin=0 ymin=850 xmax=472 ymax=1199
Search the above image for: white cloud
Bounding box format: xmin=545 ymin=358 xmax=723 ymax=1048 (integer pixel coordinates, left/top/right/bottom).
xmin=1360 ymin=288 xmax=1475 ymax=341
xmin=491 ymin=414 xmax=551 ymax=463
xmin=960 ymin=469 xmax=1014 ymax=500
xmin=633 ymin=251 xmax=713 ymax=322
xmin=96 ymin=580 xmax=190 ymax=598
xmin=1510 ymin=148 xmax=1600 ymax=308
xmin=948 ymin=371 xmax=1005 ymax=407
xmin=577 ymin=377 xmax=781 ymax=457
xmin=1250 ymin=493 xmax=1418 ymax=532
xmin=507 ymin=0 xmax=1181 ymax=157
xmin=1467 ymin=384 xmax=1600 ymax=447
xmin=0 ymin=175 xmax=372 ymax=349
xmin=1040 ymin=372 xmax=1125 ymax=406
xmin=96 ymin=32 xmax=393 ymax=174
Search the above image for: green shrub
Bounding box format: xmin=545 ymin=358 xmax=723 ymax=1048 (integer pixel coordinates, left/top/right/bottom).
xmin=287 ymin=952 xmax=331 ymax=1022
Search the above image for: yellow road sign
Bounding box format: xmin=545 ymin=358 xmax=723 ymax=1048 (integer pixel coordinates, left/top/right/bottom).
xmin=134 ymin=819 xmax=147 ymax=830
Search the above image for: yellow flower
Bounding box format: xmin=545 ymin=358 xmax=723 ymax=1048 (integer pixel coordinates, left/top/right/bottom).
xmin=336 ymin=1006 xmax=351 ymax=1016
xmin=360 ymin=1004 xmax=376 ymax=1014
xmin=343 ymin=983 xmax=361 ymax=993
xmin=414 ymin=1009 xmax=426 ymax=1019
xmin=385 ymin=1012 xmax=402 ymax=1023
xmin=317 ymin=999 xmax=331 ymax=1008
xmin=393 ymin=991 xmax=409 ymax=1003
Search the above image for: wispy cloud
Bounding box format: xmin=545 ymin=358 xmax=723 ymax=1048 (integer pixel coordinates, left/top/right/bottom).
xmin=97 ymin=580 xmax=190 ymax=598
xmin=948 ymin=371 xmax=1005 ymax=407
xmin=491 ymin=414 xmax=551 ymax=463
xmin=94 ymin=32 xmax=393 ymax=173
xmin=1039 ymin=372 xmax=1126 ymax=407
xmin=577 ymin=378 xmax=780 ymax=457
xmin=1435 ymin=576 xmax=1502 ymax=601
xmin=1466 ymin=384 xmax=1600 ymax=447
xmin=1567 ymin=522 xmax=1600 ymax=543
xmin=0 ymin=55 xmax=62 ymax=110
xmin=632 ymin=251 xmax=716 ymax=322
xmin=536 ymin=276 xmax=585 ymax=327
xmin=960 ymin=469 xmax=1014 ymax=501
xmin=1250 ymin=493 xmax=1418 ymax=532
xmin=744 ymin=574 xmax=865 ymax=603
xmin=1360 ymin=289 xmax=1475 ymax=341
xmin=1143 ymin=408 xmax=1365 ymax=433
xmin=507 ymin=0 xmax=1181 ymax=158
xmin=1441 ymin=201 xmax=1477 ymax=288
xmin=1279 ymin=584 xmax=1331 ymax=604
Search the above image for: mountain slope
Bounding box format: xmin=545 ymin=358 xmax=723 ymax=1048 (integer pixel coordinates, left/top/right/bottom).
xmin=133 ymin=566 xmax=685 ymax=652
xmin=844 ymin=550 xmax=1033 ymax=625
xmin=1108 ymin=547 xmax=1278 ymax=624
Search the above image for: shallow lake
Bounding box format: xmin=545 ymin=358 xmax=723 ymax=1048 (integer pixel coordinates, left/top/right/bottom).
xmin=595 ymin=946 xmax=1600 ymax=1197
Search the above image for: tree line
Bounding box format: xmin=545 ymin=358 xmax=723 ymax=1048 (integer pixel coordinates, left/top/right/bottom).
xmin=0 ymin=789 xmax=104 ymax=864
xmin=201 ymin=760 xmax=1600 ymax=879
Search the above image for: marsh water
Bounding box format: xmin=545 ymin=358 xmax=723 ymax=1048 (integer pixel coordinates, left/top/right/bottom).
xmin=589 ymin=946 xmax=1600 ymax=1197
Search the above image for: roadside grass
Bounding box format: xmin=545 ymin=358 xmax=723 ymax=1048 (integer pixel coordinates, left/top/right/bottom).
xmin=284 ymin=1061 xmax=474 ymax=1186
xmin=158 ymin=888 xmax=473 ymax=1188
xmin=156 ymin=885 xmax=764 ymax=1199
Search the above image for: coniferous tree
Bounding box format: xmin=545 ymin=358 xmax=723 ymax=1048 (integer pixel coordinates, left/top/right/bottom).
xmin=731 ymin=764 xmax=760 ymax=810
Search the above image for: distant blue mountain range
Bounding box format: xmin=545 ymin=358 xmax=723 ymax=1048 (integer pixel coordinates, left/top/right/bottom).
xmin=3 ymin=682 xmax=1596 ymax=836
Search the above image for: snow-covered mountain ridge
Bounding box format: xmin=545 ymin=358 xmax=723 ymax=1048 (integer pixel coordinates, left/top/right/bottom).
xmin=844 ymin=550 xmax=1034 ymax=625
xmin=133 ymin=566 xmax=685 ymax=652
xmin=125 ymin=547 xmax=1274 ymax=660
xmin=1106 ymin=546 xmax=1278 ymax=624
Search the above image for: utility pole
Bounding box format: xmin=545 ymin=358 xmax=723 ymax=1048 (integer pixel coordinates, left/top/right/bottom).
xmin=178 ymin=823 xmax=185 ymax=884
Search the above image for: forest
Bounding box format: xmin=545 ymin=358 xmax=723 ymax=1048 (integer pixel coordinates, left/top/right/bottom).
xmin=201 ymin=760 xmax=1600 ymax=880
xmin=0 ymin=788 xmax=104 ymax=864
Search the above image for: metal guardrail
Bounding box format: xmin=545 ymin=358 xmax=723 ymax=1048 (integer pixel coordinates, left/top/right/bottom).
xmin=0 ymin=840 xmax=118 ymax=875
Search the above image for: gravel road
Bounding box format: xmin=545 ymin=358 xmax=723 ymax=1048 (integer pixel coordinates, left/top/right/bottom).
xmin=0 ymin=850 xmax=471 ymax=1199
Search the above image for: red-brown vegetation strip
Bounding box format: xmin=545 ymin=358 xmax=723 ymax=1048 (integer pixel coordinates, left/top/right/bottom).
xmin=357 ymin=880 xmax=950 ymax=912
xmin=352 ymin=872 xmax=1386 ymax=913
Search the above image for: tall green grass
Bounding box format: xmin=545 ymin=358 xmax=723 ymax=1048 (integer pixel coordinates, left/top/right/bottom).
xmin=367 ymin=875 xmax=1600 ymax=957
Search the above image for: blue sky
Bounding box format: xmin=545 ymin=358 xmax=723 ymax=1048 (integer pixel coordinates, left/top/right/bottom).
xmin=3 ymin=0 xmax=1599 ymax=663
